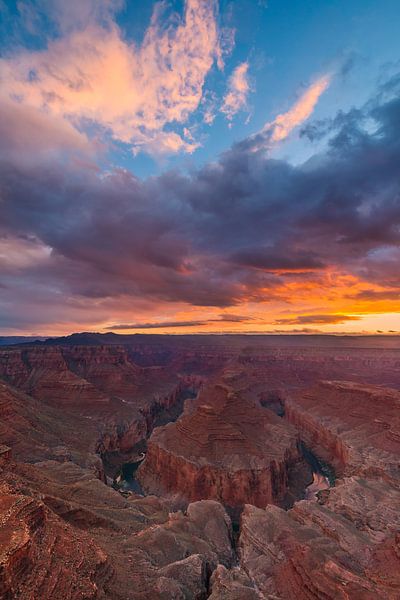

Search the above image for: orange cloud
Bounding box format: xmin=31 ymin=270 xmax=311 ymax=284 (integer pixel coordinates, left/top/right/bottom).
xmin=274 ymin=314 xmax=361 ymax=325
xmin=0 ymin=0 xmax=221 ymax=155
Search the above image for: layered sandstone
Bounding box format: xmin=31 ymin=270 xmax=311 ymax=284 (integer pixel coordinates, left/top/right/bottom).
xmin=0 ymin=484 xmax=112 ymax=600
xmin=138 ymin=383 xmax=308 ymax=510
xmin=0 ymin=346 xmax=109 ymax=407
xmin=284 ymin=381 xmax=400 ymax=482
xmin=0 ymin=380 xmax=102 ymax=471
xmin=237 ymin=475 xmax=400 ymax=599
xmin=0 ymin=457 xmax=234 ymax=600
xmin=1 ymin=338 xmax=400 ymax=598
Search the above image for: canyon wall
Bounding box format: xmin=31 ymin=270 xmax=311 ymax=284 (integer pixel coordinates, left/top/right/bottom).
xmin=1 ymin=338 xmax=400 ymax=598
xmin=284 ymin=380 xmax=400 ymax=482
xmin=138 ymin=383 xmax=310 ymax=511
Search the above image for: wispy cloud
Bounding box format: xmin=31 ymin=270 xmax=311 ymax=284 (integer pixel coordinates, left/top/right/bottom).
xmin=237 ymin=73 xmax=332 ymax=152
xmin=221 ymin=61 xmax=250 ymax=122
xmin=106 ymin=314 xmax=252 ymax=330
xmin=0 ymin=0 xmax=223 ymax=155
xmin=267 ymin=73 xmax=332 ymax=142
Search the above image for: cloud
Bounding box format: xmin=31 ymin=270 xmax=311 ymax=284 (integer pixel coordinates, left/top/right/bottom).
xmin=0 ymin=0 xmax=222 ymax=155
xmin=0 ymin=68 xmax=400 ymax=332
xmin=106 ymin=314 xmax=252 ymax=330
xmin=230 ymin=247 xmax=324 ymax=271
xmin=221 ymin=61 xmax=250 ymax=121
xmin=0 ymin=96 xmax=93 ymax=166
xmin=237 ymin=73 xmax=332 ymax=152
xmin=274 ymin=314 xmax=361 ymax=325
xmin=0 ymin=235 xmax=52 ymax=270
xmin=347 ymin=289 xmax=400 ymax=301
xmin=39 ymin=0 xmax=123 ymax=32
xmin=268 ymin=74 xmax=332 ymax=142
xmin=108 ymin=320 xmax=212 ymax=330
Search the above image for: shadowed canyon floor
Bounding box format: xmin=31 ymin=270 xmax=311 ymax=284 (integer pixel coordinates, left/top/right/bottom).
xmin=0 ymin=334 xmax=399 ymax=599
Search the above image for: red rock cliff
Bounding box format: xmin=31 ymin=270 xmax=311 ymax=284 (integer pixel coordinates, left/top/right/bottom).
xmin=138 ymin=383 xmax=306 ymax=510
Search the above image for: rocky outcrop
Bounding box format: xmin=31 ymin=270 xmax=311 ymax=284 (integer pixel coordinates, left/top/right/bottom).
xmin=0 ymin=484 xmax=112 ymax=600
xmin=62 ymin=345 xmax=143 ymax=399
xmin=1 ymin=339 xmax=400 ymax=598
xmin=284 ymin=381 xmax=400 ymax=482
xmin=209 ymin=565 xmax=259 ymax=599
xmin=0 ymin=380 xmax=107 ymax=484
xmin=237 ymin=475 xmax=400 ymax=599
xmin=0 ymin=457 xmax=235 ymax=600
xmin=96 ymin=375 xmax=201 ymax=456
xmin=137 ymin=383 xmax=309 ymax=512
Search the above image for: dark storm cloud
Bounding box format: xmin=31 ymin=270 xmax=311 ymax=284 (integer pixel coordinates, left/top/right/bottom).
xmin=230 ymin=247 xmax=324 ymax=271
xmin=347 ymin=289 xmax=400 ymax=301
xmin=1 ymin=70 xmax=400 ymax=327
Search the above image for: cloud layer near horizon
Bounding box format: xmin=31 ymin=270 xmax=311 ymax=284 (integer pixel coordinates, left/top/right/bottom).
xmin=0 ymin=63 xmax=399 ymax=333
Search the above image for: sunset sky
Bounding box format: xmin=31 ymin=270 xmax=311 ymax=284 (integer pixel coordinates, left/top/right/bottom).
xmin=0 ymin=0 xmax=399 ymax=335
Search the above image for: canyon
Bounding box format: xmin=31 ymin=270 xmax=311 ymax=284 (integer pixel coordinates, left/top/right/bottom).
xmin=0 ymin=333 xmax=399 ymax=599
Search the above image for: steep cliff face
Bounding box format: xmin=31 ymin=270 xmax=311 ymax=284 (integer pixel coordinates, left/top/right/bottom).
xmin=1 ymin=340 xmax=400 ymax=598
xmin=284 ymin=381 xmax=400 ymax=482
xmin=96 ymin=375 xmax=202 ymax=455
xmin=0 ymin=346 xmax=109 ymax=407
xmin=0 ymin=380 xmax=99 ymax=464
xmin=138 ymin=383 xmax=309 ymax=511
xmin=0 ymin=457 xmax=235 ymax=600
xmin=62 ymin=345 xmax=143 ymax=399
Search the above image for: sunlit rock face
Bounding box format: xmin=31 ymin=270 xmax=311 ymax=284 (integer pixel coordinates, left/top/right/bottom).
xmin=137 ymin=383 xmax=308 ymax=511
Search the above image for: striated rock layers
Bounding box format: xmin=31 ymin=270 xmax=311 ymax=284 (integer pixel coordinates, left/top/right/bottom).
xmin=138 ymin=383 xmax=308 ymax=511
xmin=0 ymin=456 xmax=235 ymax=600
xmin=0 ymin=346 xmax=110 ymax=407
xmin=237 ymin=476 xmax=400 ymax=600
xmin=285 ymin=380 xmax=400 ymax=482
xmin=0 ymin=484 xmax=112 ymax=600
xmin=0 ymin=380 xmax=103 ymax=474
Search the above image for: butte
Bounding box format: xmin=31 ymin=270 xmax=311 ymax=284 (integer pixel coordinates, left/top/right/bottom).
xmin=137 ymin=382 xmax=309 ymax=513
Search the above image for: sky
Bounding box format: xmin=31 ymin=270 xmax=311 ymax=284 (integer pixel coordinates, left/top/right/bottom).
xmin=0 ymin=0 xmax=399 ymax=335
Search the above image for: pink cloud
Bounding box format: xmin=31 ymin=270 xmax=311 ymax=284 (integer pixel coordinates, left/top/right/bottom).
xmin=221 ymin=61 xmax=250 ymax=122
xmin=267 ymin=73 xmax=332 ymax=142
xmin=0 ymin=0 xmax=223 ymax=155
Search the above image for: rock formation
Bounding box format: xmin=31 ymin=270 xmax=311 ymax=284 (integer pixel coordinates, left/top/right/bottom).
xmin=284 ymin=380 xmax=400 ymax=482
xmin=0 ymin=346 xmax=110 ymax=407
xmin=237 ymin=475 xmax=400 ymax=599
xmin=0 ymin=337 xmax=400 ymax=598
xmin=0 ymin=483 xmax=112 ymax=599
xmin=137 ymin=383 xmax=310 ymax=512
xmin=0 ymin=456 xmax=234 ymax=599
